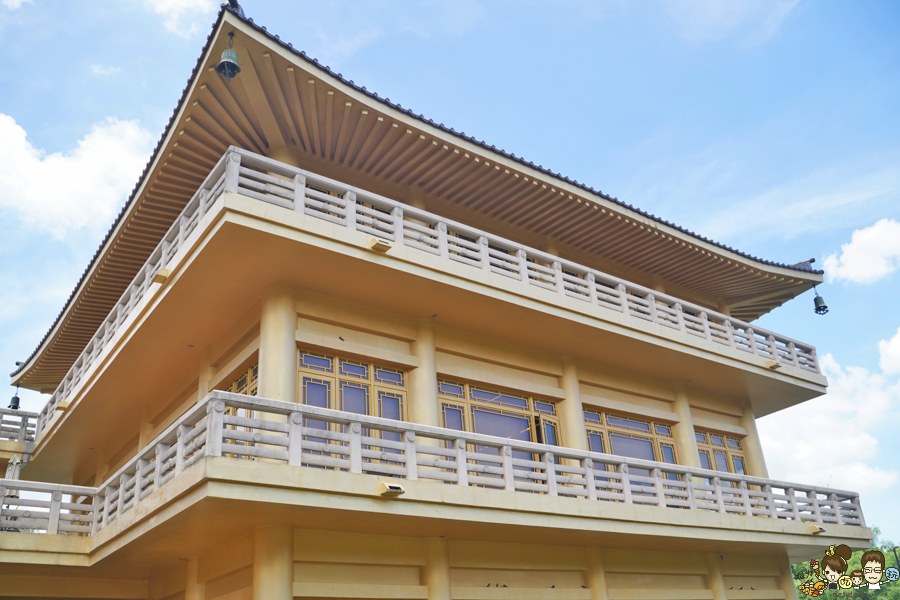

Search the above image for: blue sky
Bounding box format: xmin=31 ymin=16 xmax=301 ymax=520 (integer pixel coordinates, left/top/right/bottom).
xmin=1 ymin=1 xmax=899 ymax=543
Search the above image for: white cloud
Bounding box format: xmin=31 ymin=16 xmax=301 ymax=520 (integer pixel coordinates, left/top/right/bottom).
xmin=879 ymin=327 xmax=900 ymax=375
xmin=0 ymin=114 xmax=154 ymax=238
xmin=664 ymin=0 xmax=799 ymax=45
xmin=758 ymin=353 xmax=900 ymax=494
xmin=91 ymin=64 xmax=121 ymax=76
xmin=2 ymin=0 xmax=31 ymax=9
xmin=823 ymin=219 xmax=900 ymax=284
xmin=143 ymin=0 xmax=217 ymax=38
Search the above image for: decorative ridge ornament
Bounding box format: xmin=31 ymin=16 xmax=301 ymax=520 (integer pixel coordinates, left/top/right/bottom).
xmin=215 ymin=32 xmax=241 ymax=82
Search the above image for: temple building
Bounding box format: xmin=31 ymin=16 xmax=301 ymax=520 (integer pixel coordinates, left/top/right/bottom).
xmin=0 ymin=5 xmax=871 ymax=600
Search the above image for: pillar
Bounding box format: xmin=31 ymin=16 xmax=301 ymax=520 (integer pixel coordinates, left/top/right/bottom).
xmin=198 ymin=346 xmax=217 ymax=401
xmin=253 ymin=527 xmax=294 ymax=600
xmin=716 ymin=299 xmax=731 ymax=316
xmin=258 ymin=285 xmax=297 ymax=403
xmin=584 ymin=548 xmax=609 ymax=600
xmin=185 ymin=557 xmax=205 ymax=600
xmin=558 ymin=357 xmax=588 ymax=451
xmin=423 ymin=538 xmax=451 ymax=600
xmin=671 ymin=384 xmax=701 ymax=468
xmin=408 ymin=320 xmax=439 ymax=427
xmin=705 ymin=554 xmax=728 ymax=600
xmin=778 ymin=555 xmax=800 ymax=600
xmin=739 ymin=402 xmax=769 ymax=478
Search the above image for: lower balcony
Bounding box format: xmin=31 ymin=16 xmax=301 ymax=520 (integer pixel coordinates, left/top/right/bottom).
xmin=0 ymin=392 xmax=869 ymax=569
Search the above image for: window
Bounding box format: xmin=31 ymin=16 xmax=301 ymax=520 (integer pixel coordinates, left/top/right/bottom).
xmin=227 ymin=364 xmax=258 ymax=396
xmin=298 ymin=350 xmax=406 ymax=423
xmin=695 ymin=429 xmax=747 ymax=475
xmin=583 ymin=409 xmax=677 ymax=467
xmin=437 ymin=380 xmax=561 ymax=450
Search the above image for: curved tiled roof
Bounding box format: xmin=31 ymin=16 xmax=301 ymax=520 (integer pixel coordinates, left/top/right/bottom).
xmin=11 ymin=6 xmax=821 ymax=378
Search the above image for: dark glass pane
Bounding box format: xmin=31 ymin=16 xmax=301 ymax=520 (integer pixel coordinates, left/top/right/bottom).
xmin=472 ymin=408 xmax=531 ymax=460
xmin=609 ymin=433 xmax=655 ymax=461
xmin=304 ymin=379 xmax=330 ymax=408
xmin=699 ymin=451 xmax=712 ymax=471
xmin=710 ymin=434 xmax=725 ymax=447
xmin=607 ymin=415 xmax=651 ymax=433
xmin=471 ymin=388 xmax=529 ymax=410
xmin=655 ymin=425 xmax=672 ymax=437
xmin=443 ymin=406 xmax=464 ymax=431
xmin=438 ymin=381 xmax=465 ymax=398
xmin=534 ymin=401 xmax=556 ymax=415
xmin=660 ymin=445 xmax=676 ymax=464
xmin=727 ymin=438 xmax=742 ymax=450
xmin=732 ymin=456 xmax=746 ymax=476
xmin=584 ymin=412 xmax=603 ymax=424
xmin=300 ymin=352 xmax=332 ymax=372
xmin=340 ymin=360 xmax=368 ymax=379
xmin=379 ymin=393 xmax=401 ymax=421
xmin=543 ymin=421 xmax=558 ymax=446
xmin=341 ymin=383 xmax=368 ymax=415
xmin=374 ymin=367 xmax=404 ymax=386
xmin=695 ymin=432 xmax=707 ymax=444
xmin=588 ymin=432 xmax=605 ymax=454
xmin=714 ymin=450 xmax=729 ymax=472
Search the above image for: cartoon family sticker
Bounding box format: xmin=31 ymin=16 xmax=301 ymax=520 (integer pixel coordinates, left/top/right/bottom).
xmin=798 ymin=545 xmax=900 ymax=596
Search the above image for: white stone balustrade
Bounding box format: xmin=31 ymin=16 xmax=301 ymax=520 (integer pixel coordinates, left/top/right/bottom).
xmin=0 ymin=408 xmax=37 ymax=443
xmin=2 ymin=391 xmax=865 ymax=538
xmin=32 ymin=146 xmax=821 ymax=437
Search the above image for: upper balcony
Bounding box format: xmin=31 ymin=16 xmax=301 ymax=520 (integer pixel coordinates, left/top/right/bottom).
xmin=0 ymin=408 xmax=36 ymax=470
xmin=0 ymin=392 xmax=870 ymax=567
xmin=30 ymin=148 xmax=825 ymax=442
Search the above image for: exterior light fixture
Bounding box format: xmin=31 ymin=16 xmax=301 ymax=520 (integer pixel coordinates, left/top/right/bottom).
xmin=813 ymin=287 xmax=828 ymax=315
xmin=215 ymin=32 xmax=241 ymax=82
xmin=9 ymin=385 xmax=20 ymax=410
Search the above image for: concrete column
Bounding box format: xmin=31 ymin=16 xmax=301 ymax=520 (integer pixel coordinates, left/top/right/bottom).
xmin=198 ymin=346 xmax=217 ymax=401
xmin=739 ymin=402 xmax=769 ymax=478
xmin=253 ymin=527 xmax=293 ymax=600
xmin=716 ymin=299 xmax=732 ymax=316
xmin=558 ymin=357 xmax=587 ymax=451
xmin=705 ymin=554 xmax=728 ymax=600
xmin=777 ymin=555 xmax=800 ymax=600
xmin=258 ymin=285 xmax=297 ymax=403
xmin=423 ymin=538 xmax=451 ymax=600
xmin=408 ymin=320 xmax=439 ymax=427
xmin=671 ymin=384 xmax=701 ymax=468
xmin=185 ymin=557 xmax=205 ymax=600
xmin=584 ymin=548 xmax=610 ymax=600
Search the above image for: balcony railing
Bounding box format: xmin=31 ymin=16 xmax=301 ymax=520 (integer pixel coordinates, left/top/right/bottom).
xmin=0 ymin=408 xmax=37 ymax=443
xmin=33 ymin=147 xmax=821 ymax=437
xmin=1 ymin=392 xmax=865 ymax=538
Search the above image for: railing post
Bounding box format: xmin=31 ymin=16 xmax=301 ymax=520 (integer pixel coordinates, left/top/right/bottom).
xmin=454 ymin=438 xmax=467 ymax=486
xmin=543 ymin=452 xmax=558 ymax=496
xmin=117 ymin=473 xmax=127 ymax=518
xmin=653 ymin=468 xmax=665 ymax=507
xmin=807 ymin=490 xmax=823 ymax=523
xmin=619 ymin=464 xmax=632 ymax=504
xmin=811 ymin=348 xmax=821 ymax=374
xmin=502 ymin=446 xmax=515 ymax=491
xmin=197 ymin=188 xmax=209 ymax=220
xmin=478 ymin=236 xmax=490 ymax=270
xmin=767 ymin=335 xmax=779 ymax=362
xmin=392 ymin=208 xmax=404 ymax=244
xmin=153 ymin=443 xmax=167 ymax=491
xmin=90 ymin=493 xmax=101 ymax=536
xmin=747 ymin=327 xmax=758 ymax=355
xmin=288 ymin=412 xmax=304 ymax=466
xmin=343 ymin=191 xmax=357 ymax=230
xmin=647 ymin=294 xmax=658 ymax=323
xmin=206 ymin=400 xmax=225 ymax=458
xmin=175 ymin=426 xmax=187 ymax=476
xmin=293 ymin=174 xmax=306 ymax=213
xmin=514 ymin=249 xmax=528 ymax=282
xmin=618 ymin=283 xmax=629 ymax=313
xmin=582 ymin=458 xmax=597 ymax=500
xmin=787 ymin=488 xmax=800 ymax=520
xmin=830 ymin=493 xmax=844 ymax=526
xmin=438 ymin=223 xmax=449 ymax=259
xmin=788 ymin=342 xmax=800 ymax=367
xmin=135 ymin=459 xmax=147 ymax=506
xmin=553 ymin=262 xmax=565 ymax=295
xmin=765 ymin=484 xmax=778 ymax=519
xmin=349 ymin=422 xmax=363 ymax=474
xmin=853 ymin=495 xmax=866 ymax=527
xmin=740 ymin=481 xmax=752 ymax=516
xmin=586 ymin=273 xmax=597 ymax=304
xmin=725 ymin=321 xmax=736 ymax=348
xmin=405 ymin=432 xmax=419 ymax=481
xmin=102 ymin=487 xmax=112 ymax=526
xmin=18 ymin=416 xmax=28 ymax=442
xmin=685 ymin=474 xmax=697 ymax=510
xmin=713 ymin=477 xmax=726 ymax=513
xmin=224 ymin=151 xmax=240 ymax=193
xmin=675 ymin=304 xmax=686 ymax=332
xmin=701 ymin=312 xmax=712 ymax=341
xmin=47 ymin=491 xmax=62 ymax=535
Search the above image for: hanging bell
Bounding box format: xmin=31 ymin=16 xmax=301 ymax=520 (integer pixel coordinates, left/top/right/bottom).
xmin=813 ymin=289 xmax=828 ymax=315
xmin=216 ymin=32 xmax=241 ymax=81
xmin=9 ymin=391 xmax=20 ymax=410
